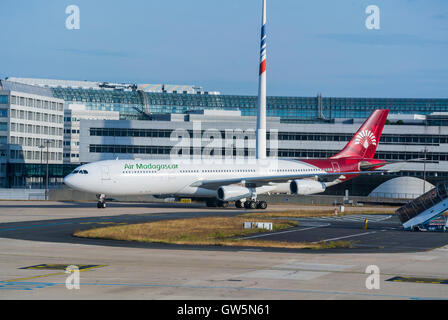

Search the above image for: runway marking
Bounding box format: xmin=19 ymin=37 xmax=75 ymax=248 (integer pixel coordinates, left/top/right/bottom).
xmin=2 ymin=272 xmax=67 ymax=283
xmin=313 ymin=230 xmax=378 ymax=243
xmin=0 ymin=281 xmax=56 ymax=291
xmin=241 ymin=224 xmax=330 ymax=240
xmin=3 ymin=265 xmax=105 ymax=283
xmin=20 ymin=264 xmax=105 ymax=271
xmin=387 ymin=276 xmax=448 ymax=285
xmin=1 ymin=280 xmax=446 ymax=299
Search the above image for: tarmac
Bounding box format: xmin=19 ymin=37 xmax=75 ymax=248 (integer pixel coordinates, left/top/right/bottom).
xmin=0 ymin=201 xmax=447 ymax=300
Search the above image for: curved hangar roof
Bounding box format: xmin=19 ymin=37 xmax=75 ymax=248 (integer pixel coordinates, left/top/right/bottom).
xmin=368 ymin=177 xmax=435 ymax=199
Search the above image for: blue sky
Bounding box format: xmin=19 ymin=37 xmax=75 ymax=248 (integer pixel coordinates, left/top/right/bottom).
xmin=0 ymin=0 xmax=447 ymax=98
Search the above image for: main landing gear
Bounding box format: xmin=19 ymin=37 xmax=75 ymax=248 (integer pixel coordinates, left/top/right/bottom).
xmin=96 ymin=194 xmax=106 ymax=209
xmin=235 ymin=199 xmax=267 ymax=210
xmin=206 ymin=199 xmax=267 ymax=209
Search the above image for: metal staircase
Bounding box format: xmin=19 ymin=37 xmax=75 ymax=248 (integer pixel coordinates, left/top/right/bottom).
xmin=396 ymin=181 xmax=448 ymax=231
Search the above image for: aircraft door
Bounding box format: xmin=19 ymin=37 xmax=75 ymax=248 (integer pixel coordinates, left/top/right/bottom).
xmin=101 ymin=166 xmax=111 ymax=181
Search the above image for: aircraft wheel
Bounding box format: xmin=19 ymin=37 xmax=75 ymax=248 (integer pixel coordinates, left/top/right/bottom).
xmin=96 ymin=194 xmax=106 ymax=209
xmin=248 ymin=201 xmax=257 ymax=209
xmin=97 ymin=201 xmax=106 ymax=209
xmin=257 ymin=201 xmax=267 ymax=210
xmin=235 ymin=200 xmax=244 ymax=208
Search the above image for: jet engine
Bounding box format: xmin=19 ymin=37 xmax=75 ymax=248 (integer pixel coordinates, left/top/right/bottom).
xmin=217 ymin=186 xmax=252 ymax=202
xmin=290 ymin=180 xmax=326 ymax=195
xmin=217 ymin=185 xmax=277 ymax=202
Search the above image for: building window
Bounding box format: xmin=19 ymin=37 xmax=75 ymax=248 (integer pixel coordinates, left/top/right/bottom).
xmin=0 ymin=96 xmax=8 ymax=104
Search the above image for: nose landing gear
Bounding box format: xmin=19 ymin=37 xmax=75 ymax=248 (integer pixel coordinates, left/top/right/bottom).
xmin=96 ymin=194 xmax=107 ymax=209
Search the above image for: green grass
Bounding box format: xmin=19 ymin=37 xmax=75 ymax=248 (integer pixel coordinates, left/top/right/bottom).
xmin=74 ymin=215 xmax=354 ymax=250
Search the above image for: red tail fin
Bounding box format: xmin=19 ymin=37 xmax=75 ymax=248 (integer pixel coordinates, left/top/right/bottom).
xmin=331 ymin=109 xmax=389 ymax=159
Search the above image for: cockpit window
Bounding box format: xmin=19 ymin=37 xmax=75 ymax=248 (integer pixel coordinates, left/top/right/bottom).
xmin=72 ymin=169 xmax=88 ymax=174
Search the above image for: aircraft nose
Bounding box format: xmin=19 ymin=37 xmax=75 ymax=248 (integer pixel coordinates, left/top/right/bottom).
xmin=63 ymin=175 xmax=74 ymax=188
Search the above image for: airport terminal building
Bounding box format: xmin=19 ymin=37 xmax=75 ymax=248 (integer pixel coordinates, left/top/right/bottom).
xmin=1 ymin=77 xmax=448 ymax=196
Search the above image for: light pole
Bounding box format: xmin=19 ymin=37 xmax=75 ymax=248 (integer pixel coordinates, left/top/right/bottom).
xmin=38 ymin=145 xmax=44 ymax=189
xmin=423 ymin=147 xmax=427 ymax=195
xmin=44 ymin=139 xmax=51 ymax=200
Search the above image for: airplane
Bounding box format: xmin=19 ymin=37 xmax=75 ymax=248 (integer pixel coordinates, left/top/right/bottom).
xmin=63 ymin=109 xmax=396 ymax=209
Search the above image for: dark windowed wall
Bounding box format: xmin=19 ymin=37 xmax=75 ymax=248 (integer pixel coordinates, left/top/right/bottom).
xmin=427 ymin=114 xmax=448 ymax=126
xmin=87 ymin=144 xmax=447 ymax=163
xmin=6 ymin=163 xmax=78 ymax=188
xmin=89 ymin=128 xmax=448 ymax=146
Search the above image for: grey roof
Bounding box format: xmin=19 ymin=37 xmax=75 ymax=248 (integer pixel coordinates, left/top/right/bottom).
xmin=0 ymin=80 xmax=55 ymax=98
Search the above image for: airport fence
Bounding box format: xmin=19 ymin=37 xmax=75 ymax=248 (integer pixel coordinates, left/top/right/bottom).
xmin=0 ymin=188 xmax=46 ymax=200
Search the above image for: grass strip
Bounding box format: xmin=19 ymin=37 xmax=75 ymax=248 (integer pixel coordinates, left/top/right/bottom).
xmin=74 ymin=216 xmax=353 ymax=250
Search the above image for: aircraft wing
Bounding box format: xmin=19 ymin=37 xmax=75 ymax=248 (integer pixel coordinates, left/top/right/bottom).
xmin=190 ymin=169 xmax=389 ymax=190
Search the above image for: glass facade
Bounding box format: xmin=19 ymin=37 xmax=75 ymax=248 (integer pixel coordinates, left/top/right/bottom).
xmin=52 ymin=87 xmax=144 ymax=119
xmin=51 ymin=87 xmax=448 ymax=122
xmin=6 ymin=163 xmax=78 ymax=188
xmin=427 ymin=114 xmax=448 ymax=126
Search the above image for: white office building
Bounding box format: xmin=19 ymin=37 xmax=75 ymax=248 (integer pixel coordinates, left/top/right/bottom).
xmin=64 ymin=104 xmax=119 ymax=164
xmin=0 ymin=81 xmax=64 ymax=187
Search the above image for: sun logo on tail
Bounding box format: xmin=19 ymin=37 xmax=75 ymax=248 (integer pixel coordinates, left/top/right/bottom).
xmin=355 ymin=130 xmax=377 ymax=149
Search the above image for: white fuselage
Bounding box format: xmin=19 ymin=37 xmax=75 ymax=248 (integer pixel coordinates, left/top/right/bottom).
xmin=63 ymin=159 xmax=326 ymax=197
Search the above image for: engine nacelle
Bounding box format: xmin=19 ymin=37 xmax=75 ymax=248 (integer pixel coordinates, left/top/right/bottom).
xmin=271 ymin=182 xmax=291 ymax=194
xmin=217 ymin=186 xmax=253 ymax=202
xmin=290 ymin=180 xmax=326 ymax=195
xmin=217 ymin=185 xmax=278 ymax=201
